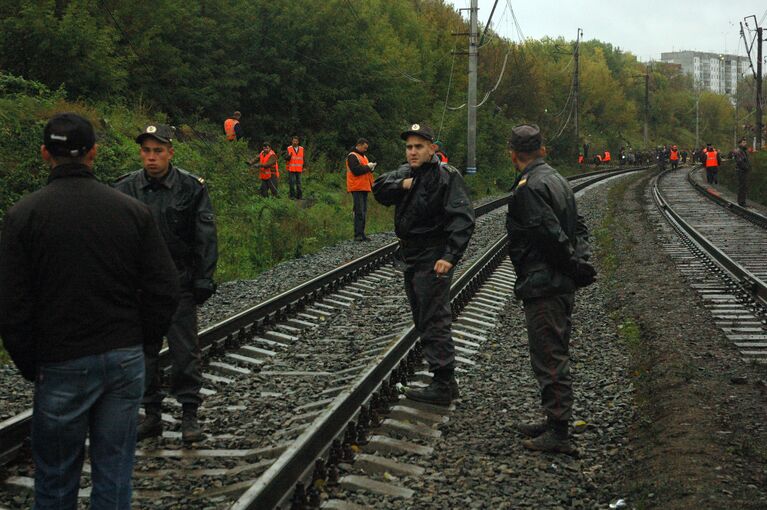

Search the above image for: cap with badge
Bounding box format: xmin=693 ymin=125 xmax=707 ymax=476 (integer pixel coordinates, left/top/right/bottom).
xmin=136 ymin=124 xmax=175 ymax=144
xmin=43 ymin=112 xmax=96 ymax=158
xmin=401 ymin=123 xmax=435 ymax=142
xmin=508 ymin=124 xmax=543 ymax=152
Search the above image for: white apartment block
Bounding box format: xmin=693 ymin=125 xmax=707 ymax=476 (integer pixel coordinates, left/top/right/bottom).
xmin=661 ymin=50 xmax=751 ymax=95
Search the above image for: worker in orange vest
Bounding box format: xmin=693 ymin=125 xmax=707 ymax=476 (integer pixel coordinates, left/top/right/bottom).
xmin=257 ymin=142 xmax=279 ymax=197
xmin=703 ymin=143 xmax=721 ymax=185
xmin=578 ymin=154 xmax=584 ymax=165
xmin=602 ymin=150 xmax=611 ymax=163
xmin=435 ymin=140 xmax=449 ymax=165
xmin=346 ymin=138 xmax=377 ymax=241
xmin=669 ymin=145 xmax=680 ymax=169
xmin=285 ymin=135 xmax=305 ymax=199
xmin=223 ymin=111 xmax=243 ymax=141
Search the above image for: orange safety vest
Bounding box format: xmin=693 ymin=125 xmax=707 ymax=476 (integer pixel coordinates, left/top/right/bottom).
xmin=346 ymin=152 xmax=372 ymax=192
xmin=578 ymin=155 xmax=584 ymax=164
xmin=705 ymin=149 xmax=718 ymax=167
xmin=259 ymin=150 xmax=279 ymax=180
xmin=224 ymin=118 xmax=239 ymax=141
xmin=287 ymin=146 xmax=305 ymax=173
xmin=669 ymin=149 xmax=679 ymax=161
xmin=437 ymin=151 xmax=448 ymax=164
xmin=603 ymin=151 xmax=611 ymax=162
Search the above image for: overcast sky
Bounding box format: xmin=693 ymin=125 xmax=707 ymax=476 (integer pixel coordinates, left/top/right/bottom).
xmin=446 ymin=0 xmax=767 ymax=64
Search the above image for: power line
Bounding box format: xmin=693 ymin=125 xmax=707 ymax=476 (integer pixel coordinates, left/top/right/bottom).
xmin=438 ymin=45 xmax=458 ymax=139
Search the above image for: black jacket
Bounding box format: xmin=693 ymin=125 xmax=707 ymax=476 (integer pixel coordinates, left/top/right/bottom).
xmin=735 ymin=147 xmax=751 ymax=172
xmin=0 ymin=164 xmax=180 ymax=379
xmin=506 ymin=158 xmax=592 ymax=300
xmin=113 ymin=164 xmax=218 ymax=292
xmin=372 ymin=157 xmax=475 ymax=266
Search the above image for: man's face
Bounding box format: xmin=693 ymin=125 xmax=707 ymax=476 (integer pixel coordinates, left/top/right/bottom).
xmin=262 ymin=145 xmax=270 ymax=153
xmin=357 ymin=143 xmax=368 ymax=153
xmin=739 ymin=140 xmax=747 ymax=149
xmin=292 ymin=138 xmax=299 ymax=146
xmin=140 ymin=138 xmax=173 ymax=178
xmin=405 ymin=135 xmax=435 ymax=168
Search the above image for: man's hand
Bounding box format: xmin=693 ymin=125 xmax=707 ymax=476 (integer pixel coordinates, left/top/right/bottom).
xmin=434 ymin=259 xmax=453 ymax=275
xmin=402 ymin=178 xmax=414 ymax=190
xmin=367 ymin=162 xmax=378 ymax=171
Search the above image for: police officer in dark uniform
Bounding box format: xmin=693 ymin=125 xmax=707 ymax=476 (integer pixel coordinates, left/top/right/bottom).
xmin=734 ymin=137 xmax=751 ymax=206
xmin=113 ymin=124 xmax=218 ymax=443
xmin=373 ymin=123 xmax=475 ymax=406
xmin=505 ymin=125 xmax=595 ymax=455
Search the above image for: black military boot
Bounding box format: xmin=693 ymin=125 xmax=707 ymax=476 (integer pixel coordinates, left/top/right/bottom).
xmin=405 ymin=369 xmax=453 ymax=406
xmin=181 ymin=404 xmax=205 ymax=443
xmin=137 ymin=404 xmax=162 ymax=441
xmin=521 ymin=420 xmax=577 ymax=456
xmin=514 ymin=420 xmax=549 ymax=438
xmin=449 ymin=377 xmax=460 ymax=400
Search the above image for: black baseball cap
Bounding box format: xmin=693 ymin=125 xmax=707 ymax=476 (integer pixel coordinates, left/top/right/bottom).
xmin=136 ymin=124 xmax=174 ymax=144
xmin=43 ymin=113 xmax=96 ymax=157
xmin=509 ymin=124 xmax=543 ymax=152
xmin=401 ymin=123 xmax=435 ymax=142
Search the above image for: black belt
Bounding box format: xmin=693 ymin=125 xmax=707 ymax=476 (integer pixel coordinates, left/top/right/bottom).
xmin=398 ymin=236 xmax=447 ymax=251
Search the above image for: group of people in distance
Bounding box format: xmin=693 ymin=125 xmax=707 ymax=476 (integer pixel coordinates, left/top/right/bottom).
xmin=0 ymin=113 xmax=596 ymax=509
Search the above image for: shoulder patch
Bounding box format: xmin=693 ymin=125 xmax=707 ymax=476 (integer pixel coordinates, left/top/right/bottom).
xmin=197 ymin=176 xmax=205 ymax=185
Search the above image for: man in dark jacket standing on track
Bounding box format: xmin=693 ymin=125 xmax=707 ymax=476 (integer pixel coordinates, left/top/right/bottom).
xmin=505 ymin=124 xmax=595 ymax=455
xmin=373 ymin=123 xmax=475 ymax=406
xmin=0 ymin=113 xmax=179 ymax=508
xmin=114 ymin=123 xmax=218 ymax=444
xmin=734 ymin=137 xmax=751 ymax=206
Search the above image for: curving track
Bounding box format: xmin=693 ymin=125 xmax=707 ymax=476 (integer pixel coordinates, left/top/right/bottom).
xmin=653 ymin=166 xmax=767 ymax=364
xmin=0 ymin=165 xmax=649 ymax=509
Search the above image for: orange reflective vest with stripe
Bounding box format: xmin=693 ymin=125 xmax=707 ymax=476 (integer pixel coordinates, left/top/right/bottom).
xmin=224 ymin=118 xmax=239 ymax=141
xmin=259 ymin=150 xmax=279 ymax=180
xmin=603 ymin=151 xmax=611 ymax=162
xmin=670 ymin=149 xmax=679 ymax=161
xmin=346 ymin=152 xmax=372 ymax=192
xmin=287 ymin=146 xmax=305 ymax=173
xmin=705 ymin=149 xmax=718 ymax=167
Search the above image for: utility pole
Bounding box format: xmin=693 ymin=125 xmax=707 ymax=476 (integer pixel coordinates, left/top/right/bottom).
xmin=574 ymin=28 xmax=581 ymax=157
xmin=644 ymin=68 xmax=649 ymax=148
xmin=695 ymin=90 xmax=700 ymax=149
xmin=741 ymin=17 xmax=765 ymax=149
xmin=466 ymin=0 xmax=478 ymax=174
xmin=757 ymin=26 xmax=763 ymax=149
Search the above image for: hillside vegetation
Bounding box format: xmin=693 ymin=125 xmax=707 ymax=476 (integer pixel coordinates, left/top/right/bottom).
xmin=0 ymin=0 xmax=753 ymax=280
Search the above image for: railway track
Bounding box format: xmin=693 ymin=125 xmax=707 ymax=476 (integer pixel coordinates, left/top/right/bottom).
xmin=652 ymin=165 xmax=767 ymax=364
xmin=0 ymin=165 xmax=649 ymax=509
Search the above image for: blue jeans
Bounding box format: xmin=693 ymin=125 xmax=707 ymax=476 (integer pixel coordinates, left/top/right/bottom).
xmin=32 ymin=346 xmax=145 ymax=510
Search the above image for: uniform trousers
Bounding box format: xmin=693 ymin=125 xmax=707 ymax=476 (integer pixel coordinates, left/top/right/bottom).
xmin=523 ymin=293 xmax=575 ymax=422
xmin=737 ymin=167 xmax=749 ymax=206
xmin=352 ymin=191 xmax=368 ymax=239
xmin=705 ymin=166 xmax=718 ymax=184
xmin=142 ymin=289 xmax=202 ymax=407
xmin=288 ymin=171 xmax=302 ymax=199
xmin=260 ymin=177 xmax=278 ymax=197
xmin=403 ymin=261 xmax=456 ymax=372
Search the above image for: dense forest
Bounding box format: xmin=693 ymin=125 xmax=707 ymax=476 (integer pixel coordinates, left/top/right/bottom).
xmin=0 ymin=0 xmax=758 ymax=279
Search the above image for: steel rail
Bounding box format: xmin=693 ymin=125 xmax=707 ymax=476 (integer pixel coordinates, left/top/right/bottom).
xmin=685 ymin=165 xmax=767 ymax=229
xmin=232 ymin=165 xmax=650 ymax=510
xmin=0 ymin=165 xmax=649 ymax=470
xmin=653 ymin=168 xmax=767 ymax=308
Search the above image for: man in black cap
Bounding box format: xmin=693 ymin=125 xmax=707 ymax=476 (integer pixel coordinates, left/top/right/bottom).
xmin=373 ymin=123 xmax=475 ymax=406
xmin=0 ymin=113 xmax=179 ymax=507
xmin=113 ymin=123 xmax=218 ymax=443
xmin=505 ymin=124 xmax=595 ymax=455
xmin=734 ymin=137 xmax=751 ymax=206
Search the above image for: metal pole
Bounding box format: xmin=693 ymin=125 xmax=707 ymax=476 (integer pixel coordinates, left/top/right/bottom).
xmin=574 ymin=28 xmax=581 ymax=157
xmin=695 ymin=92 xmax=699 ymax=149
xmin=466 ymin=0 xmax=478 ymax=174
xmin=757 ymin=26 xmax=763 ymax=149
xmin=644 ymin=70 xmax=649 ymax=147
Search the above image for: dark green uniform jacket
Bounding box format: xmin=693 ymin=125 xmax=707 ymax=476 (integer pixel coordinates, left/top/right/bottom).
xmin=113 ymin=165 xmax=218 ymax=293
xmin=372 ymin=157 xmax=475 ymax=265
xmin=506 ymin=158 xmax=592 ymax=300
